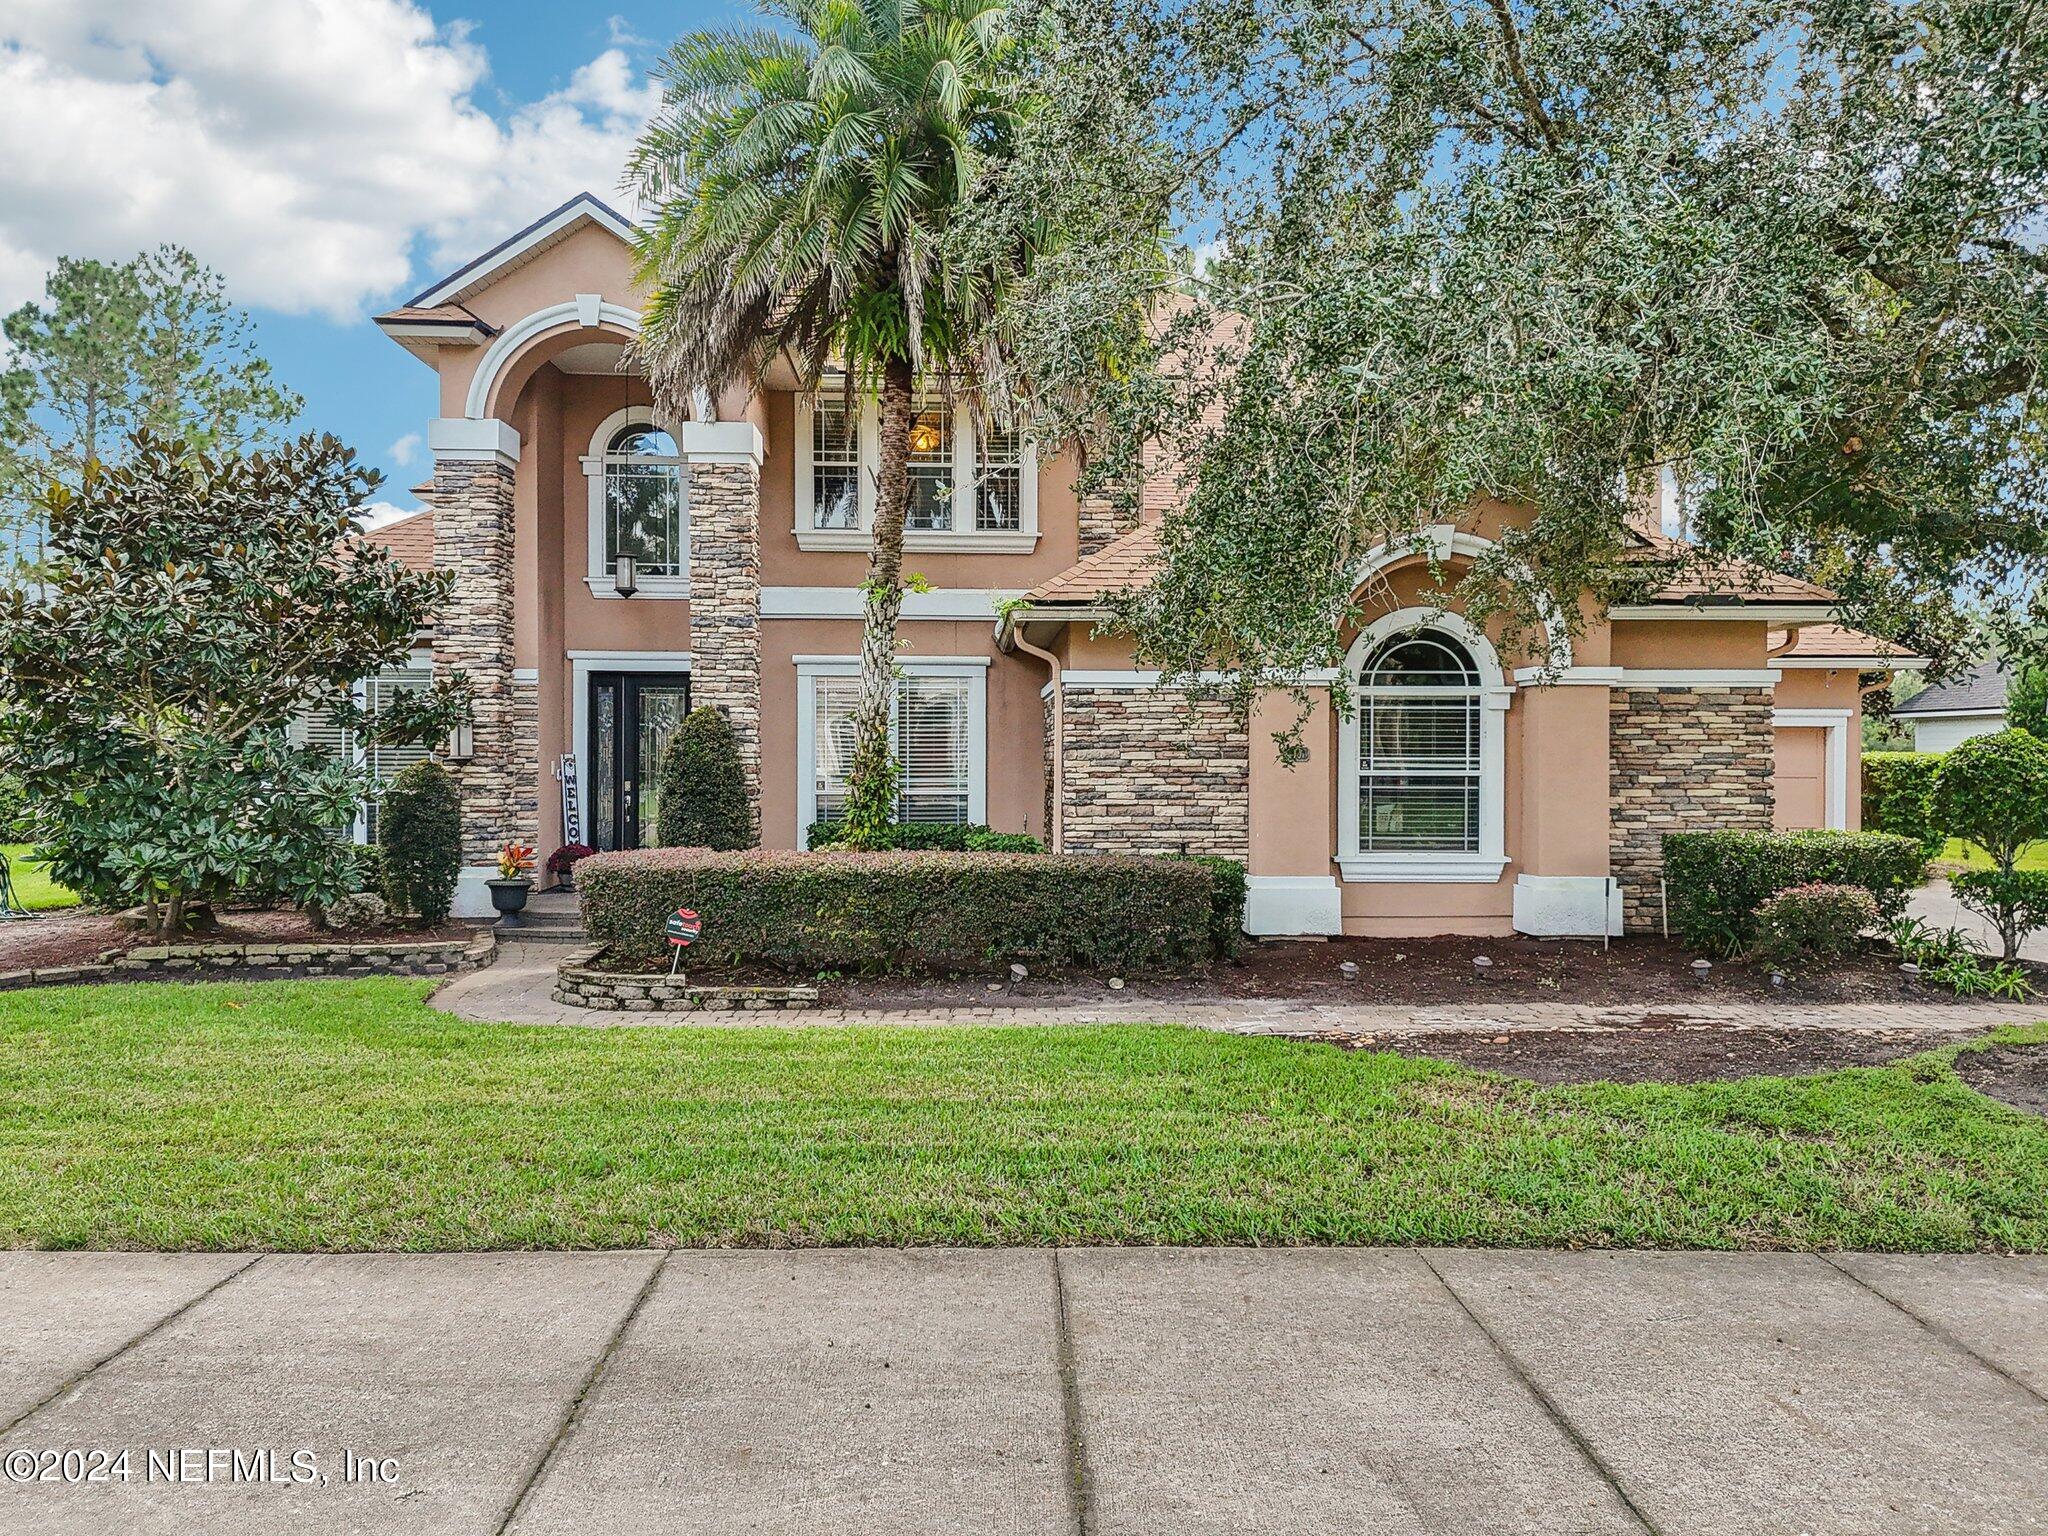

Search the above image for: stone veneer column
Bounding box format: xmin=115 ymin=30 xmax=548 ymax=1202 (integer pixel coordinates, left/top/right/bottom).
xmin=1075 ymin=487 xmax=1136 ymax=559
xmin=1609 ymin=685 xmax=1775 ymax=931
xmin=680 ymin=422 xmax=765 ymax=830
xmin=1058 ymin=682 xmax=1249 ymax=857
xmin=428 ymin=418 xmax=540 ymax=895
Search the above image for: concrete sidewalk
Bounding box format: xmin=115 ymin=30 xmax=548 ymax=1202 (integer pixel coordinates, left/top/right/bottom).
xmin=1 ymin=1250 xmax=2044 ymax=1534
xmin=437 ymin=943 xmax=2029 ymax=1034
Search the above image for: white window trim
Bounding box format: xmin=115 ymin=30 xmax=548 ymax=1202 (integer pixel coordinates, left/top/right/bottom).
xmin=1772 ymin=707 xmax=1853 ymax=832
xmin=793 ymin=656 xmax=989 ymax=845
xmin=583 ymin=404 xmax=690 ymax=599
xmin=793 ymin=390 xmax=1039 ymax=553
xmin=1335 ymin=609 xmax=1511 ymax=883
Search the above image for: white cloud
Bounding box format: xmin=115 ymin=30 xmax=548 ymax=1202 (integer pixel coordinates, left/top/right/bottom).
xmin=0 ymin=2 xmax=659 ymax=322
xmin=388 ymin=432 xmax=423 ymax=467
xmin=353 ymin=501 xmax=418 ymax=532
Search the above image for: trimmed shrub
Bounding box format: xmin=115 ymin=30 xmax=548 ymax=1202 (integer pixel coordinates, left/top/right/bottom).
xmin=1951 ymin=868 xmax=2048 ymax=962
xmin=1663 ymin=829 xmax=1927 ymax=955
xmin=578 ymin=848 xmax=1220 ymax=973
xmin=806 ymin=821 xmax=1044 ymax=853
xmin=1932 ymin=729 xmax=2048 ymax=875
xmin=1754 ymin=883 xmax=1879 ymax=967
xmin=1192 ymin=856 xmax=1248 ymax=958
xmin=547 ymin=843 xmax=595 ymax=887
xmin=655 ymin=707 xmax=753 ymax=850
xmin=379 ymin=761 xmax=462 ymax=923
xmin=1861 ymin=753 xmax=1944 ymax=852
xmin=351 ymin=844 xmax=387 ymax=897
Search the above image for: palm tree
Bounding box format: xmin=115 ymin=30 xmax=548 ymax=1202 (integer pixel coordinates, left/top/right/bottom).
xmin=628 ymin=0 xmax=1030 ymax=841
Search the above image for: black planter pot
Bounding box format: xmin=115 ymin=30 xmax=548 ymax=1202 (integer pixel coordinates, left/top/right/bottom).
xmin=487 ymin=878 xmax=533 ymax=923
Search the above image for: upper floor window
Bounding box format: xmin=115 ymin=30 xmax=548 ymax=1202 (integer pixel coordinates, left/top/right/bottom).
xmin=584 ymin=408 xmax=688 ymax=597
xmin=794 ymin=382 xmax=1038 ymax=553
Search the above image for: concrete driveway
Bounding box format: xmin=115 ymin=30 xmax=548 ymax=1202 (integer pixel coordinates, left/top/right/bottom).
xmin=2 ymin=1250 xmax=2045 ymax=1534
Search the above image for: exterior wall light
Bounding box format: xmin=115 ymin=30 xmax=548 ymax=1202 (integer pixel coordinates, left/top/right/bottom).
xmin=446 ymin=722 xmax=475 ymax=763
xmin=614 ymin=553 xmax=639 ymax=597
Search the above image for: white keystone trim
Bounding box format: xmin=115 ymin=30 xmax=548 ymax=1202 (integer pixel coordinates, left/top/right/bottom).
xmin=464 ymin=299 xmax=643 ymax=419
xmin=428 ymin=416 xmax=522 ymax=469
xmin=1773 ymin=706 xmax=1853 ymax=831
xmin=574 ymin=292 xmax=603 ymax=328
xmin=1244 ymin=875 xmax=1344 ymax=936
xmin=762 ymin=587 xmax=1023 ymax=621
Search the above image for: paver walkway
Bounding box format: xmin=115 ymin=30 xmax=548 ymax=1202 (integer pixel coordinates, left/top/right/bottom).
xmin=437 ymin=943 xmax=2030 ymax=1033
xmin=1 ymin=1249 xmax=2043 ymax=1534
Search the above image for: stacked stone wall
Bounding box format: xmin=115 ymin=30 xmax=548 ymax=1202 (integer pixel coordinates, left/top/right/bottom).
xmin=687 ymin=459 xmax=764 ymax=827
xmin=1058 ymin=687 xmax=1249 ymax=858
xmin=1609 ymin=686 xmax=1775 ymax=930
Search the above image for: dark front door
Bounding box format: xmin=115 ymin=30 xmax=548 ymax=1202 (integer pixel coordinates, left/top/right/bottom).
xmin=589 ymin=672 xmax=691 ymax=850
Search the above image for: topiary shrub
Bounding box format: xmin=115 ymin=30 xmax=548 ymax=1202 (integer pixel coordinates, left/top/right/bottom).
xmin=1191 ymin=856 xmax=1248 ymax=959
xmin=1662 ymin=829 xmax=1928 ymax=955
xmin=1754 ymin=883 xmax=1879 ymax=967
xmin=1861 ymin=753 xmax=1945 ymax=853
xmin=655 ymin=707 xmax=754 ymax=850
xmin=1950 ymin=868 xmax=2048 ymax=962
xmin=806 ymin=821 xmax=1044 ymax=853
xmin=1932 ymin=729 xmax=2048 ymax=877
xmin=578 ymin=848 xmax=1220 ymax=973
xmin=379 ymin=761 xmax=462 ymax=923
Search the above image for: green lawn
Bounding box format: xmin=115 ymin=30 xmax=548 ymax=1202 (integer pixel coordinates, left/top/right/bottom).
xmin=0 ymin=979 xmax=2042 ymax=1252
xmin=1941 ymin=838 xmax=2048 ymax=872
xmin=2 ymin=845 xmax=79 ymax=911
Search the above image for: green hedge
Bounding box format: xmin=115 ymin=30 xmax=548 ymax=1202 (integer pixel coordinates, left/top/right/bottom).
xmin=1862 ymin=752 xmax=1944 ymax=851
xmin=578 ymin=848 xmax=1223 ymax=973
xmin=1192 ymin=856 xmax=1247 ymax=959
xmin=805 ymin=821 xmax=1044 ymax=853
xmin=1663 ymin=829 xmax=1928 ymax=955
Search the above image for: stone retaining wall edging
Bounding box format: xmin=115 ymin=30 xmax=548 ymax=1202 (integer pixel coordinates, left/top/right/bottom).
xmin=0 ymin=932 xmax=498 ymax=991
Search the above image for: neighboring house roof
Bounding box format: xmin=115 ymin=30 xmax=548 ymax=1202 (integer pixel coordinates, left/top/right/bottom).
xmin=1768 ymin=623 xmax=1925 ymax=670
xmin=400 ymin=192 xmax=636 ymax=311
xmin=362 ymin=510 xmax=435 ymax=573
xmin=1893 ymin=660 xmax=2011 ymax=717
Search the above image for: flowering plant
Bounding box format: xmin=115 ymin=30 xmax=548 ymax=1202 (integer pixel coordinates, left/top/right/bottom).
xmin=496 ymin=842 xmax=536 ymax=880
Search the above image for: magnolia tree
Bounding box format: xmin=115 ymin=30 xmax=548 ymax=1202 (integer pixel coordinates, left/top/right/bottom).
xmin=969 ymin=0 xmax=2047 ymax=690
xmin=0 ymin=433 xmax=467 ymax=937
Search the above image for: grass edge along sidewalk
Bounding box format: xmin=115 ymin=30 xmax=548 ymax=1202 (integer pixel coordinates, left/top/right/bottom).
xmin=0 ymin=977 xmax=2041 ymax=1253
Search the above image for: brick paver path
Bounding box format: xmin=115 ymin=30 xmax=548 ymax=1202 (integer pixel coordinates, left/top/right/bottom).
xmin=435 ymin=944 xmax=2031 ymax=1034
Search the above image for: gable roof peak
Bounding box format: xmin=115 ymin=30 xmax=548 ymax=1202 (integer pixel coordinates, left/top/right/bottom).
xmin=404 ymin=192 xmax=637 ymax=311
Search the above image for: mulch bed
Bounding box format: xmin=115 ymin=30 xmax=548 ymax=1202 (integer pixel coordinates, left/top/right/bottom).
xmin=0 ymin=908 xmax=480 ymax=973
xmin=653 ymin=933 xmax=2027 ymax=1010
xmin=1953 ymin=1044 xmax=2048 ymax=1118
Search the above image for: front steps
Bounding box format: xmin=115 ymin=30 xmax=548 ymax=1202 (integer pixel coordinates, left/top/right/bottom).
xmin=496 ymin=888 xmax=586 ymax=945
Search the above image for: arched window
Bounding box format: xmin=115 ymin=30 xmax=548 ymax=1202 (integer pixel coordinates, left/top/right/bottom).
xmin=1355 ymin=629 xmax=1482 ymax=852
xmin=585 ymin=409 xmax=688 ymax=595
xmin=1337 ymin=614 xmax=1508 ymax=882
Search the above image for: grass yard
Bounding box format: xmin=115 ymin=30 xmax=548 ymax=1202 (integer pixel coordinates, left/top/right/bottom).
xmin=1941 ymin=837 xmax=2048 ymax=872
xmin=2 ymin=845 xmax=78 ymax=911
xmin=0 ymin=978 xmax=2042 ymax=1253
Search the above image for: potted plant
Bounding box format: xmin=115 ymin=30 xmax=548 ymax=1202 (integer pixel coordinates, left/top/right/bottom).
xmin=487 ymin=842 xmax=536 ymax=922
xmin=546 ymin=843 xmax=594 ymax=892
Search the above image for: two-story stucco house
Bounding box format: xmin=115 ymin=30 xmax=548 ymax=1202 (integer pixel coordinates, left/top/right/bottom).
xmin=367 ymin=193 xmax=1920 ymax=934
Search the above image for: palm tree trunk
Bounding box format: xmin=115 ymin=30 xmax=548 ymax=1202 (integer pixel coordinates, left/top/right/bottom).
xmin=845 ymin=357 xmax=915 ymax=840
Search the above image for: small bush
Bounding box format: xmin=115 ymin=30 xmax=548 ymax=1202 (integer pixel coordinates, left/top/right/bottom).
xmin=1933 ymin=729 xmax=2048 ymax=874
xmin=805 ymin=821 xmax=1044 ymax=853
xmin=1950 ymin=867 xmax=2048 ymax=962
xmin=1754 ymin=883 xmax=1879 ymax=966
xmin=578 ymin=848 xmax=1221 ymax=973
xmin=547 ymin=843 xmax=595 ymax=885
xmin=323 ymin=891 xmax=389 ymax=934
xmin=379 ymin=761 xmax=462 ymax=923
xmin=1861 ymin=753 xmax=1944 ymax=852
xmin=655 ymin=707 xmax=753 ymax=850
xmin=1191 ymin=856 xmax=1248 ymax=958
xmin=350 ymin=844 xmax=386 ymax=897
xmin=1663 ymin=829 xmax=1928 ymax=955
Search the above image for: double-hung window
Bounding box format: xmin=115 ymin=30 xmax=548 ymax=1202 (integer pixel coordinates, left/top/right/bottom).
xmin=798 ymin=661 xmax=987 ymax=843
xmin=794 ymin=379 xmax=1038 ymax=552
xmin=1336 ymin=619 xmax=1509 ymax=883
xmin=584 ymin=408 xmax=688 ymax=596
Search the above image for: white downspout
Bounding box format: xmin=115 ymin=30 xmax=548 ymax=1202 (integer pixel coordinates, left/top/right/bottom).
xmin=1011 ymin=627 xmax=1064 ymax=852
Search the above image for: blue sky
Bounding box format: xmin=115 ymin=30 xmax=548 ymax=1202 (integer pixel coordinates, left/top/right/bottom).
xmin=0 ymin=0 xmax=757 ymax=519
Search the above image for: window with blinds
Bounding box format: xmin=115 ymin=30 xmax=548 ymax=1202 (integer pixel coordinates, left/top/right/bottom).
xmin=811 ymin=392 xmax=860 ymax=530
xmin=288 ymin=666 xmax=431 ymax=843
xmin=975 ymin=418 xmax=1023 ymax=532
xmin=811 ymin=674 xmax=972 ymax=828
xmin=1356 ymin=631 xmax=1481 ymax=853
